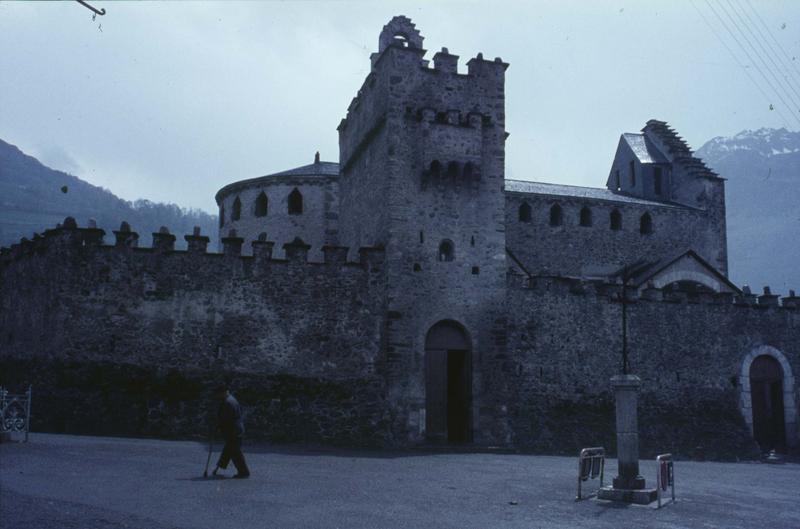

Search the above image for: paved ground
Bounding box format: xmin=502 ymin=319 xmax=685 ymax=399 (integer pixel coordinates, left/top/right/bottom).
xmin=1 ymin=434 xmax=799 ymax=529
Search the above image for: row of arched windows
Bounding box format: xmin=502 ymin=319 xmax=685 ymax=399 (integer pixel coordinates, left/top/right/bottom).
xmin=221 ymin=188 xmax=304 ymax=225
xmin=518 ymin=202 xmax=654 ymax=234
xmin=428 ymin=160 xmax=476 ymax=179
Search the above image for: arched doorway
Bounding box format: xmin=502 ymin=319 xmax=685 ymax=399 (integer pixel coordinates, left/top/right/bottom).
xmin=750 ymin=355 xmax=786 ymax=451
xmin=425 ymin=320 xmax=472 ymax=443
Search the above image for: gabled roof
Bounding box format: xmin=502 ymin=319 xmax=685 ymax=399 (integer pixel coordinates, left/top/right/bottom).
xmin=610 ymin=249 xmax=740 ymax=293
xmin=622 ymin=133 xmax=669 ymax=164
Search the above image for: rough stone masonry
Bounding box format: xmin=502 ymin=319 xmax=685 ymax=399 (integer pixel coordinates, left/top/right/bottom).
xmin=1 ymin=16 xmax=798 ymax=459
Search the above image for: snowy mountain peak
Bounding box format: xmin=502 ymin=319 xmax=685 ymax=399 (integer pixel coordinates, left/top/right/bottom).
xmin=697 ymin=127 xmax=800 ymax=160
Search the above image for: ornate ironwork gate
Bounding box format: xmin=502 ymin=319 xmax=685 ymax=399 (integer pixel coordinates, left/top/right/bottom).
xmin=0 ymin=386 xmax=32 ymax=442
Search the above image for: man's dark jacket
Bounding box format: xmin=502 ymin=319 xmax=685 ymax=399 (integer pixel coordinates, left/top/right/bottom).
xmin=217 ymin=394 xmax=245 ymax=439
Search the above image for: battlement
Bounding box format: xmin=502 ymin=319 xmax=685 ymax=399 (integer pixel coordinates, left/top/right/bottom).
xmin=0 ymin=218 xmax=385 ymax=272
xmin=513 ymin=274 xmax=799 ymax=311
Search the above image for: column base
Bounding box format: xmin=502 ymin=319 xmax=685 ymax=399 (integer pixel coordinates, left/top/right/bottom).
xmin=613 ymin=474 xmax=646 ymax=489
xmin=597 ymin=486 xmax=658 ymax=505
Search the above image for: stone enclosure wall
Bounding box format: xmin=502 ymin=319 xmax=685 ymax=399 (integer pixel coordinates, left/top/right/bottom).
xmin=0 ymin=219 xmax=391 ymax=446
xmin=505 ymin=276 xmax=800 ymax=459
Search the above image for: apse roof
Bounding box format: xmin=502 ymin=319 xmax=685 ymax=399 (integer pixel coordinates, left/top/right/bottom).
xmin=216 ymin=161 xmax=339 ymax=202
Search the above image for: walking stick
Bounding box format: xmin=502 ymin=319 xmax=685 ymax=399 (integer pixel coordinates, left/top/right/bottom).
xmin=203 ymin=425 xmax=214 ymax=478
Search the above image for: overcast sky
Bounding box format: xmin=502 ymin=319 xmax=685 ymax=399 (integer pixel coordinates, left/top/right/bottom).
xmin=1 ymin=1 xmax=798 ymax=213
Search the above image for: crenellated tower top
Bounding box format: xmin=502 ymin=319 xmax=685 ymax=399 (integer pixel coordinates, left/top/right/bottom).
xmin=378 ymin=15 xmax=424 ymax=53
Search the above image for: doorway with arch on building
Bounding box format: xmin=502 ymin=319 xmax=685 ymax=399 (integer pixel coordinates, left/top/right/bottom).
xmin=424 ymin=320 xmax=473 ymax=444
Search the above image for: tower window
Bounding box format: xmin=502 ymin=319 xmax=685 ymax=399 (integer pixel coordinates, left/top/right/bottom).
xmin=640 ymin=212 xmax=653 ymax=235
xmin=518 ymin=202 xmax=532 ymax=223
xmin=654 ymin=167 xmax=663 ymax=196
xmin=219 ymin=205 xmax=225 ymax=228
xmin=430 ymin=160 xmax=442 ymax=176
xmin=615 ymin=169 xmax=621 ymax=191
xmin=438 ymin=240 xmax=455 ymax=262
xmin=254 ymin=192 xmax=268 ymax=217
xmin=549 ymin=203 xmax=563 ymax=227
xmin=579 ymin=206 xmax=592 ymax=227
xmin=610 ymin=209 xmax=622 ymax=231
xmin=447 ymin=161 xmax=460 ymax=178
xmin=419 ymin=231 xmax=424 ymax=244
xmin=232 ymin=196 xmax=242 ymax=221
xmin=463 ymin=162 xmax=474 ymax=179
xmin=288 ymin=188 xmax=303 ymax=215
xmin=629 ymin=161 xmax=636 ymax=187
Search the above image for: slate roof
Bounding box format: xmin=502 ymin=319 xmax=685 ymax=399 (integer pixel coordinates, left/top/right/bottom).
xmin=622 ymin=133 xmax=669 ymax=164
xmin=504 ymin=180 xmax=685 ymax=208
xmin=216 ymin=161 xmax=339 ymax=202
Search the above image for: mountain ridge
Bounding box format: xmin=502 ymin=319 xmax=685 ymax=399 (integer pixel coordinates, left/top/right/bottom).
xmin=696 ymin=127 xmax=799 ymax=292
xmin=0 ymin=139 xmax=218 ymax=249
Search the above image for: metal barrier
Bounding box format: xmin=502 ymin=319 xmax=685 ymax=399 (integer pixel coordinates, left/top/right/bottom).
xmin=0 ymin=386 xmax=32 ymax=442
xmin=576 ymin=447 xmax=605 ymax=500
xmin=655 ymin=453 xmax=675 ymax=508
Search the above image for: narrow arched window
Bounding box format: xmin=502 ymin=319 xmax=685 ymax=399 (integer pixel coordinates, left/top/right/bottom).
xmin=254 ymin=192 xmax=268 ymax=217
xmin=447 ymin=161 xmax=459 ymax=178
xmin=549 ymin=203 xmax=563 ymax=227
xmin=579 ymin=206 xmax=592 ymax=227
xmin=438 ymin=239 xmax=454 ymax=262
xmin=463 ymin=162 xmax=474 ymax=179
xmin=640 ymin=212 xmax=653 ymax=235
xmin=288 ymin=188 xmax=303 ymax=215
xmin=232 ymin=196 xmax=241 ymax=221
xmin=430 ymin=160 xmax=442 ymax=176
xmin=219 ymin=205 xmax=225 ymax=228
xmin=610 ymin=209 xmax=622 ymax=231
xmin=519 ymin=202 xmax=532 ymax=223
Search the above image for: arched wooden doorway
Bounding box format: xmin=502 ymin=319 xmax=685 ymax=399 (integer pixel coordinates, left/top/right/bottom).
xmin=750 ymin=355 xmax=786 ymax=451
xmin=425 ymin=320 xmax=472 ymax=443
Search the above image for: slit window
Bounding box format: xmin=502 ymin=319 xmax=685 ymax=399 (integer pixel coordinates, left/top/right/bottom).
xmin=519 ymin=202 xmax=532 ymax=223
xmin=438 ymin=240 xmax=455 ymax=262
xmin=640 ymin=212 xmax=653 ymax=235
xmin=232 ymin=197 xmax=241 ymax=221
xmin=219 ymin=205 xmax=225 ymax=228
xmin=615 ymin=169 xmax=621 ymax=191
xmin=254 ymin=192 xmax=268 ymax=217
xmin=629 ymin=161 xmax=636 ymax=188
xmin=654 ymin=167 xmax=663 ymax=196
xmin=549 ymin=203 xmax=563 ymax=227
xmin=288 ymin=188 xmax=303 ymax=215
xmin=579 ymin=206 xmax=592 ymax=227
xmin=610 ymin=209 xmax=622 ymax=231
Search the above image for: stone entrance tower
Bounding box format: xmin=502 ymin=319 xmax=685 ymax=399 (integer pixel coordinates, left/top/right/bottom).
xmin=337 ymin=16 xmax=510 ymax=444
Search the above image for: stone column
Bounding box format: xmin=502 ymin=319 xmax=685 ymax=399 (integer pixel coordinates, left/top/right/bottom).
xmin=611 ymin=374 xmax=645 ymax=489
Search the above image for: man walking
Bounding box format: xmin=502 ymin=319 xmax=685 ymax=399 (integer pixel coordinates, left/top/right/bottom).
xmin=212 ymin=383 xmax=251 ymax=479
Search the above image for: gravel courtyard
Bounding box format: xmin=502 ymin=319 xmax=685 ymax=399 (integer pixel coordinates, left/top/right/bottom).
xmin=1 ymin=434 xmax=799 ymax=529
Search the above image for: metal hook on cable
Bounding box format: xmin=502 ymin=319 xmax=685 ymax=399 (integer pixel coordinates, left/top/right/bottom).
xmin=76 ymin=0 xmax=106 ymax=16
